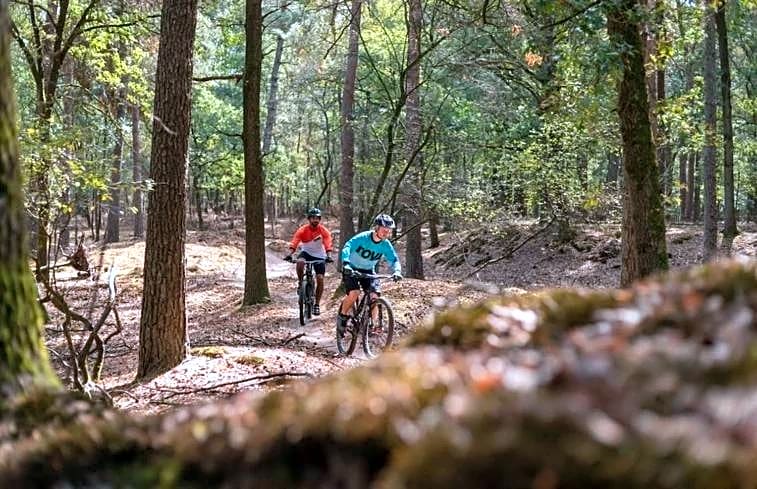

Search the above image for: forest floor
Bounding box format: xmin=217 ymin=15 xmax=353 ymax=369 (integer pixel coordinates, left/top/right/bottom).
xmin=43 ymin=218 xmax=757 ymax=415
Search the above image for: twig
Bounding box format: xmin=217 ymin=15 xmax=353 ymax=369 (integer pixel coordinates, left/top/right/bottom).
xmin=232 ymin=328 xmax=273 ymax=346
xmin=152 ymin=371 xmax=313 ymax=399
xmin=281 ymin=332 xmax=306 ymax=345
xmin=466 ymin=216 xmax=556 ymax=278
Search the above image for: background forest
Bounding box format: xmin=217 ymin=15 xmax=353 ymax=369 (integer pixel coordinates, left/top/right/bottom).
xmin=11 ymin=0 xmax=756 ymax=268
xmin=3 ymin=0 xmax=757 ymax=485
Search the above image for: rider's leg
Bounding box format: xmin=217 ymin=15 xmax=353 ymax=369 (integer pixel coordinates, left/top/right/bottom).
xmin=339 ymin=290 xmax=360 ymax=316
xmin=315 ymin=273 xmax=324 ymax=305
xmin=295 ymin=259 xmax=305 ymax=282
xmin=369 ymin=292 xmax=380 ymax=322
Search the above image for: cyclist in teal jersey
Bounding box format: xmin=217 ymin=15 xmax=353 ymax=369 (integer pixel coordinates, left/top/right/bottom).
xmin=337 ymin=214 xmax=402 ymax=336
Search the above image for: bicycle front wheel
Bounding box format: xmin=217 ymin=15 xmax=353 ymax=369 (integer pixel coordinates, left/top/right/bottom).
xmin=362 ymin=297 xmax=394 ymax=358
xmin=304 ymin=282 xmax=314 ymax=320
xmin=298 ymin=283 xmax=306 ymax=326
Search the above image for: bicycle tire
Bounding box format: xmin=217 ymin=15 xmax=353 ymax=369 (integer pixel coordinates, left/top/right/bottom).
xmin=305 ymin=282 xmax=314 ymax=320
xmin=336 ymin=302 xmax=359 ymax=356
xmin=298 ymin=281 xmax=306 ymax=326
xmin=362 ymin=297 xmax=394 ymax=358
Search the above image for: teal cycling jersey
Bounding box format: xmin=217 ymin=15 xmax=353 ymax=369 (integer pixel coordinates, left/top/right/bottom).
xmin=340 ymin=231 xmax=401 ymax=274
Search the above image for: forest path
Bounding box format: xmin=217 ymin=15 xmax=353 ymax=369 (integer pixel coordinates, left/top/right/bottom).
xmin=45 ymin=223 xmax=755 ymax=415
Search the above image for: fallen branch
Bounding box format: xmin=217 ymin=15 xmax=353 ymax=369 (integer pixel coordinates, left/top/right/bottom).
xmin=281 ymin=333 xmax=306 ymax=345
xmin=466 ymin=216 xmax=556 ymax=278
xmin=153 ymin=371 xmax=313 ymax=399
xmin=232 ymin=328 xmax=273 ymax=346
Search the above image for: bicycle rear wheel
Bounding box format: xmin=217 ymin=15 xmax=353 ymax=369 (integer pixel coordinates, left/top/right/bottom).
xmin=336 ymin=302 xmax=359 ymax=356
xmin=362 ymin=297 xmax=394 ymax=358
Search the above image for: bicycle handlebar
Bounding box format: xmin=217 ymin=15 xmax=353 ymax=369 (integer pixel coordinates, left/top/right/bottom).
xmin=344 ymin=270 xmax=394 ymax=279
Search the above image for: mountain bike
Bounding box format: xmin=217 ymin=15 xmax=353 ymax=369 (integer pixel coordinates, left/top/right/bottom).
xmin=336 ymin=271 xmax=395 ymax=358
xmin=287 ymin=259 xmax=325 ymax=326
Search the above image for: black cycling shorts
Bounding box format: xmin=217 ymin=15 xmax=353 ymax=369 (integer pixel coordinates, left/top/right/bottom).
xmin=297 ymin=251 xmax=326 ymax=275
xmin=342 ymin=268 xmax=380 ymax=294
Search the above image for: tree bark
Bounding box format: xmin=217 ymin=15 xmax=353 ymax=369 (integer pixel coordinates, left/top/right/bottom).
xmin=701 ymin=1 xmax=718 ymax=261
xmin=132 ymin=104 xmax=144 ymax=238
xmin=339 ymin=0 xmax=361 ymax=248
xmin=262 ymin=34 xmax=284 ymax=156
xmin=678 ymin=151 xmax=687 ymax=221
xmin=104 ymin=85 xmax=124 ymax=243
xmin=606 ymin=0 xmax=668 ymax=287
xmin=242 ymin=0 xmax=270 ymax=305
xmin=0 ymin=0 xmax=60 ymax=397
xmin=403 ymin=0 xmax=424 ymax=279
xmin=137 ymin=0 xmax=198 ymax=379
xmin=715 ymin=1 xmax=737 ymax=243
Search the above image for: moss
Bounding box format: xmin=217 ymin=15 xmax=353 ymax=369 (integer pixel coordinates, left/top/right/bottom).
xmin=191 ymin=346 xmax=226 ymax=358
xmin=234 ymin=354 xmax=265 ymax=366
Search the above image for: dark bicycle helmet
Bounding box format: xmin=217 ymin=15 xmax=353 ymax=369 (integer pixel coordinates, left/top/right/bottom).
xmin=373 ymin=213 xmax=396 ymax=229
xmin=307 ymin=207 xmax=322 ymax=218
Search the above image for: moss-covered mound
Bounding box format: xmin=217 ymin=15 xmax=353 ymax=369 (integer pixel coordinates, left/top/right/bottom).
xmin=2 ymin=259 xmax=757 ymax=488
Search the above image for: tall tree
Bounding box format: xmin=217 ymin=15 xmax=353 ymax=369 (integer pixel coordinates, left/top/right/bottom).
xmin=104 ymin=84 xmax=125 ymax=243
xmin=716 ymin=0 xmax=737 ymax=245
xmin=242 ymin=0 xmax=270 ymax=305
xmin=606 ymin=0 xmax=669 ymax=286
xmin=137 ymin=0 xmax=198 ymax=379
xmin=10 ymin=0 xmax=104 ymax=281
xmin=132 ymin=104 xmax=144 ymax=238
xmin=0 ymin=0 xmax=59 ymax=397
xmin=262 ymin=33 xmax=284 ymax=155
xmin=403 ymin=0 xmax=424 ymax=279
xmin=339 ymin=0 xmax=361 ymax=246
xmin=701 ymin=0 xmax=718 ymax=261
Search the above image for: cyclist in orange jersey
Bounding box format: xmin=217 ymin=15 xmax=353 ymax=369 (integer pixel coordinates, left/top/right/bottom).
xmin=283 ymin=208 xmax=334 ymax=315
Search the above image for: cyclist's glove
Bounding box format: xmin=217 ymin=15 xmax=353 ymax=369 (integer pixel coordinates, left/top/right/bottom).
xmin=342 ymin=263 xmax=353 ymax=274
xmin=392 ymin=272 xmax=403 ymax=282
xmin=325 ymin=255 xmax=334 ymax=264
xmin=283 ymin=254 xmax=293 ymax=263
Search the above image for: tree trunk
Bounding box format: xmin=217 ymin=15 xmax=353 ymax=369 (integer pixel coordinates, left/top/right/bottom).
xmin=701 ymin=2 xmax=718 ymax=261
xmin=403 ymin=0 xmax=424 ymax=279
xmin=686 ymin=152 xmax=696 ymax=221
xmin=104 ymin=86 xmax=124 ymax=244
xmin=693 ymin=152 xmax=701 ymax=222
xmin=132 ymin=104 xmax=144 ymax=238
xmin=716 ymin=1 xmax=737 ymax=243
xmin=428 ymin=208 xmax=439 ymax=249
xmin=339 ymin=0 xmax=361 ymax=249
xmin=606 ymin=0 xmax=668 ymax=287
xmin=678 ymin=151 xmax=687 ymax=221
xmin=137 ymin=0 xmax=198 ymax=379
xmin=242 ymin=0 xmax=270 ymax=305
xmin=262 ymin=34 xmax=284 ymax=156
xmin=0 ymin=1 xmax=60 ymax=396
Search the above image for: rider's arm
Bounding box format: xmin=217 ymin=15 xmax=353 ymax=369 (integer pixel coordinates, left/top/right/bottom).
xmin=321 ymin=226 xmax=334 ymax=253
xmin=340 ymin=235 xmax=354 ymax=266
xmin=289 ymin=226 xmax=305 ymax=253
xmin=384 ymin=241 xmax=401 ymax=275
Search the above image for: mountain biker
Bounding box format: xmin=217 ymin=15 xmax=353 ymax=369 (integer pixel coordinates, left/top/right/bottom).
xmin=337 ymin=213 xmax=402 ymax=336
xmin=284 ymin=207 xmax=334 ymax=315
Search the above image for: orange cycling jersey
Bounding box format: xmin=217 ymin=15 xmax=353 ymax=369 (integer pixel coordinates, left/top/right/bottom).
xmin=289 ymin=224 xmax=333 ymax=259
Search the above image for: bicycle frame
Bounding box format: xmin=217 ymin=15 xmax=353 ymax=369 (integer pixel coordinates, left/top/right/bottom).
xmin=292 ymin=259 xmax=326 ymax=325
xmin=337 ymin=270 xmax=395 ymax=357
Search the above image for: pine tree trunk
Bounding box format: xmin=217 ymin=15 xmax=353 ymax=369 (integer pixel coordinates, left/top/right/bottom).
xmin=701 ymin=2 xmax=718 ymax=261
xmin=132 ymin=104 xmax=144 ymax=238
xmin=262 ymin=34 xmax=284 ymax=156
xmin=678 ymin=152 xmax=687 ymax=221
xmin=339 ymin=0 xmax=361 ymax=249
xmin=606 ymin=0 xmax=668 ymax=287
xmin=716 ymin=2 xmax=738 ymax=243
xmin=242 ymin=0 xmax=270 ymax=305
xmin=0 ymin=2 xmax=60 ymax=396
xmin=403 ymin=0 xmax=424 ymax=279
xmin=104 ymin=87 xmax=124 ymax=244
xmin=137 ymin=0 xmax=198 ymax=379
